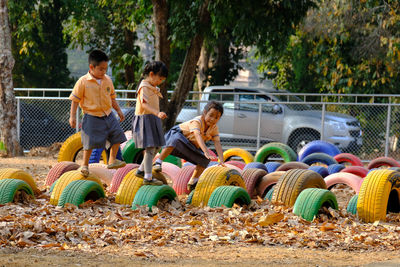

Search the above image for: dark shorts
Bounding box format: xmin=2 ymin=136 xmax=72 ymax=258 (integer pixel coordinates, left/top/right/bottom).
xmin=81 ymin=113 xmax=127 ymax=150
xmin=164 ymin=125 xmax=210 ymax=168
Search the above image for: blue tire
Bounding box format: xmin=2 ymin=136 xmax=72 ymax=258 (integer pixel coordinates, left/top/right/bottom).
xmin=308 ymin=165 xmax=329 ymax=178
xmin=327 ymin=164 xmax=345 ymax=174
xmin=298 ymin=141 xmax=341 ymax=161
xmin=265 ymin=162 xmax=281 ymax=173
xmin=243 ymin=162 xmax=268 ymax=172
xmin=301 ymin=152 xmax=338 ymax=166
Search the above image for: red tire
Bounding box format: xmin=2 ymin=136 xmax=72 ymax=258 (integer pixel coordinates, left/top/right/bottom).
xmin=45 ymin=161 xmax=80 ymax=187
xmin=161 ymin=162 xmax=181 ymax=183
xmin=367 ymin=157 xmax=400 ymax=169
xmin=340 ymin=166 xmax=369 ymax=178
xmin=173 ymin=165 xmax=196 ymax=195
xmin=256 ymin=171 xmax=286 ymax=198
xmin=324 ymin=172 xmax=364 ymax=194
xmin=109 ymin=163 xmax=139 ymax=193
xmin=333 ymin=153 xmax=363 ymax=167
xmin=242 ymin=168 xmax=268 ymax=198
xmin=225 ymin=160 xmax=246 ymax=170
xmin=276 ymin=162 xmax=309 ymax=172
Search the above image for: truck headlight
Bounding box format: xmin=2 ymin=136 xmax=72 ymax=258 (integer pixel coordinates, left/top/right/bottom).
xmin=326 ymin=120 xmax=346 ymax=131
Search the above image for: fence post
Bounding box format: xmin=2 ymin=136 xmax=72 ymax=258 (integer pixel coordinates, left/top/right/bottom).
xmin=384 ymin=104 xmax=391 ymax=157
xmin=75 ymin=107 xmax=80 ymax=133
xmin=321 ymin=103 xmax=326 ymax=141
xmin=17 ymin=98 xmax=20 ymax=141
xmin=257 ymin=103 xmax=262 ymax=150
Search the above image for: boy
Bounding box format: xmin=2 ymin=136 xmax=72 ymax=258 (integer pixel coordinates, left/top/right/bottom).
xmin=69 ymin=49 xmax=127 ymax=177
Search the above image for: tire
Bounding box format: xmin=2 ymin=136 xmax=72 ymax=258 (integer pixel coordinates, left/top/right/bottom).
xmin=207 ymin=186 xmax=251 ymax=208
xmin=120 ymin=131 xmax=133 ymax=151
xmin=223 ymin=148 xmax=254 ymax=164
xmin=301 ymin=152 xmax=338 ymax=166
xmin=0 ymin=168 xmax=39 ymax=194
xmin=164 ymin=155 xmax=182 ymax=168
xmin=256 ymin=171 xmax=285 ymax=198
xmin=225 ymin=164 xmax=243 ymax=174
xmin=173 ymin=165 xmax=196 ymax=195
xmin=367 ymin=157 xmax=400 ymax=170
xmin=121 ymin=139 xmax=144 ymax=164
xmin=327 ymin=164 xmax=346 ymax=174
xmin=264 ymin=186 xmax=275 ymax=201
xmin=308 ymin=166 xmax=329 ymax=178
xmin=88 ymin=164 xmax=115 ymax=187
xmin=57 ymin=180 xmax=105 ymax=207
xmin=243 ymin=162 xmax=268 ymax=172
xmin=357 ymin=169 xmax=400 ymax=223
xmin=242 ymin=168 xmax=267 ymax=198
xmin=271 ymin=169 xmax=327 ymax=207
xmin=388 ymin=167 xmax=400 ymax=172
xmin=186 ymin=190 xmax=195 ymax=205
xmin=225 ymin=161 xmax=246 ymax=170
xmin=49 ymin=170 xmax=103 ymax=205
xmin=324 ymin=172 xmax=364 ymax=194
xmin=89 ymin=148 xmax=104 ymax=164
xmin=347 ymin=194 xmax=358 ymax=215
xmin=132 ymin=185 xmax=177 ymax=211
xmin=0 ymin=179 xmax=34 ymax=204
xmin=334 ymin=153 xmax=363 ymax=167
xmin=45 ymin=161 xmax=80 ymax=187
xmin=254 ymin=142 xmax=297 ymax=163
xmin=288 ymin=132 xmax=320 ymax=154
xmin=265 ymin=162 xmax=281 ymax=173
xmin=293 ymin=188 xmax=338 ymax=222
xmin=276 ymin=162 xmax=309 ymax=172
xmin=192 ymin=166 xmax=246 ymax=207
xmin=161 ymin=162 xmax=181 ymax=183
xmin=109 ymin=164 xmax=139 ymax=193
xmin=340 ymin=166 xmax=369 ymax=178
xmin=298 ymin=140 xmax=341 ymax=161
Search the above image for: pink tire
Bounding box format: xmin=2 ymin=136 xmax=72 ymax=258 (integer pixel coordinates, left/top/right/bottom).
xmin=242 ymin=168 xmax=268 ymax=198
xmin=225 ymin=160 xmax=246 ymax=170
xmin=225 ymin=163 xmax=243 ymax=174
xmin=109 ymin=163 xmax=139 ymax=193
xmin=173 ymin=165 xmax=196 ymax=195
xmin=256 ymin=171 xmax=286 ymax=198
xmin=120 ymin=131 xmax=133 ymax=151
xmin=88 ymin=163 xmax=116 ymax=187
xmin=334 ymin=153 xmax=363 ymax=167
xmin=45 ymin=161 xmax=80 ymax=187
xmin=367 ymin=157 xmax=400 ymax=169
xmin=161 ymin=162 xmax=181 ymax=183
xmin=276 ymin=162 xmax=309 ymax=172
xmin=324 ymin=172 xmax=364 ymax=194
xmin=340 ymin=166 xmax=369 ymax=178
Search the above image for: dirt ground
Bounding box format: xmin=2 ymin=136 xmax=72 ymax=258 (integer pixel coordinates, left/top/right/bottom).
xmin=0 ymin=155 xmax=399 ymax=267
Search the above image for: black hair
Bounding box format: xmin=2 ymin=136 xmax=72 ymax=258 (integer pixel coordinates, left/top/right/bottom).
xmin=88 ymin=49 xmax=109 ymax=66
xmin=135 ymin=61 xmax=168 ymax=93
xmin=204 ymin=101 xmax=224 ymax=116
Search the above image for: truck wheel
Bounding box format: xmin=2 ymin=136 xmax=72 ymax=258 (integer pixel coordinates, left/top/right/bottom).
xmin=289 ymin=133 xmax=319 ymax=154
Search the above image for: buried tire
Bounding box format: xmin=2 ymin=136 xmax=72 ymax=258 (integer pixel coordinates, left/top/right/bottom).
xmin=132 ymin=185 xmax=177 ymax=211
xmin=207 ymin=186 xmax=251 ymax=208
xmin=0 ymin=168 xmax=39 ymax=194
xmin=45 ymin=161 xmax=80 ymax=187
xmin=0 ymin=179 xmax=34 ymax=204
xmin=58 ymin=180 xmax=105 ymax=207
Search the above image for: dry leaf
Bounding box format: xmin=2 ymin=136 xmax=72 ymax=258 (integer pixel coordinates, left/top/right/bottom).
xmin=258 ymin=213 xmax=284 ymax=226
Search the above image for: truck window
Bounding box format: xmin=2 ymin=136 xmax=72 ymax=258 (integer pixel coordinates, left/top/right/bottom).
xmin=209 ymin=91 xmax=234 ymax=109
xmin=238 ymin=94 xmax=274 ymax=113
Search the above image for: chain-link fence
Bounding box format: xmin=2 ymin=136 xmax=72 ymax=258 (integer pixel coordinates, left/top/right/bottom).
xmin=14 ymin=88 xmax=400 ymax=161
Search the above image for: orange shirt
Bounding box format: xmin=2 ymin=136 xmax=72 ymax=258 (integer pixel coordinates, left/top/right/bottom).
xmin=69 ymin=72 xmax=116 ymax=117
xmin=135 ymin=80 xmax=162 ymax=115
xmin=179 ymin=116 xmax=220 ymax=148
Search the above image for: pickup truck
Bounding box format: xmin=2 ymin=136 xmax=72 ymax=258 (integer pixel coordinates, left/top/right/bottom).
xmin=176 ymin=86 xmax=363 ymax=153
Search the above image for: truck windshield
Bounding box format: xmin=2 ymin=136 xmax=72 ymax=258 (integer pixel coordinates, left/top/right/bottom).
xmin=272 ymin=94 xmax=313 ymax=111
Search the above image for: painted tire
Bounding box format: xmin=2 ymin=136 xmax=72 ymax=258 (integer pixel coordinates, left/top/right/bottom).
xmin=340 ymin=166 xmax=369 ymax=178
xmin=334 ymin=153 xmax=363 ymax=167
xmin=163 ymin=155 xmax=182 ymax=168
xmin=254 ymin=142 xmax=297 ymax=163
xmin=225 ymin=164 xmax=243 ymax=174
xmin=121 ymin=139 xmax=144 ymax=164
xmin=301 ymin=152 xmax=338 ymax=166
xmin=298 ymin=140 xmax=341 ymax=161
xmin=0 ymin=179 xmax=34 ymax=204
xmin=109 ymin=163 xmax=139 ymax=193
xmin=367 ymin=157 xmax=400 ymax=170
xmin=120 ymin=131 xmax=133 ymax=151
xmin=264 ymin=186 xmax=275 ymax=201
xmin=173 ymin=165 xmax=196 ymax=195
xmin=186 ymin=190 xmax=195 ymax=205
xmin=207 ymin=186 xmax=251 ymax=208
xmin=265 ymin=162 xmax=281 ymax=173
xmin=49 ymin=170 xmax=103 ymax=205
xmin=242 ymin=168 xmax=268 ymax=198
xmin=271 ymin=169 xmax=327 ymax=207
xmin=191 ymin=166 xmax=246 ymax=207
xmin=89 ymin=148 xmax=123 ymax=164
xmin=357 ymin=169 xmax=400 ymax=223
xmin=256 ymin=171 xmax=285 ymax=198
xmin=293 ymin=188 xmax=338 ymax=221
xmin=161 ymin=162 xmax=181 ymax=183
xmin=243 ymin=162 xmax=268 ymax=172
xmin=57 ymin=180 xmax=105 ymax=207
xmin=327 ymin=164 xmax=345 ymax=174
xmin=45 ymin=161 xmax=80 ymax=187
xmin=0 ymin=168 xmax=39 ymax=194
xmin=324 ymin=172 xmax=364 ymax=194
xmin=132 ymin=185 xmax=177 ymax=211
xmin=308 ymin=166 xmax=329 ymax=178
xmin=88 ymin=163 xmax=115 ymax=187
xmin=347 ymin=194 xmax=358 ymax=215
xmin=276 ymin=162 xmax=309 ymax=172
xmin=225 ymin=161 xmax=246 ymax=170
xmin=223 ymin=148 xmax=254 ymax=164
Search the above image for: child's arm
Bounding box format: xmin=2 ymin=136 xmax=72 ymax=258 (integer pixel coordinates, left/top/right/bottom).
xmin=69 ymin=101 xmax=79 ymax=128
xmin=213 ymin=139 xmax=226 ymax=166
xmin=193 ymin=131 xmax=217 ymax=160
xmin=142 ymin=102 xmax=167 ymax=119
xmin=111 ymin=98 xmax=125 ymax=122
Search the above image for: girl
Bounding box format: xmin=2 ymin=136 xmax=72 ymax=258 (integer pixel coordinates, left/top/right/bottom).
xmin=155 ymin=101 xmax=225 ymax=191
xmin=132 ymin=61 xmax=168 ymax=185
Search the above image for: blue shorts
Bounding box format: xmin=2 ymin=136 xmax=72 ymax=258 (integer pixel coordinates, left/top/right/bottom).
xmin=81 ymin=113 xmax=127 ymax=150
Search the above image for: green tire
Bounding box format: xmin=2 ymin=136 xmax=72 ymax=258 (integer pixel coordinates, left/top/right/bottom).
xmin=0 ymin=179 xmax=34 ymax=204
xmin=293 ymin=188 xmax=338 ymax=221
xmin=207 ymin=186 xmax=251 ymax=208
xmin=132 ymin=185 xmax=177 ymax=211
xmin=122 ymin=139 xmax=144 ymax=164
xmin=254 ymin=142 xmax=297 ymax=163
xmin=58 ymin=180 xmax=105 ymax=207
xmin=186 ymin=190 xmax=195 ymax=205
xmin=264 ymin=186 xmax=275 ymax=201
xmin=164 ymin=155 xmax=182 ymax=168
xmin=347 ymin=194 xmax=358 ymax=215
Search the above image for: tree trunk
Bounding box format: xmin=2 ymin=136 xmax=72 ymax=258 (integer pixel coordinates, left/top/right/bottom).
xmin=123 ymin=29 xmax=136 ymax=86
xmin=196 ymin=43 xmax=210 ymax=94
xmin=152 ymin=0 xmax=171 ymax=112
xmin=0 ymin=0 xmax=22 ymax=157
xmin=165 ymin=0 xmax=210 ymax=130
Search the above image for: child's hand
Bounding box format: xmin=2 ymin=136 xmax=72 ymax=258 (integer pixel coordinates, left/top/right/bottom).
xmin=218 ymin=161 xmax=226 ymax=167
xmin=158 ymin=112 xmax=167 ymax=119
xmin=69 ymin=116 xmax=76 ymax=128
xmin=117 ymin=110 xmax=125 ymax=122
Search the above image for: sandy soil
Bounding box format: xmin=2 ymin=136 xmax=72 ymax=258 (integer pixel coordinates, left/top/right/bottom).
xmin=0 ymin=156 xmax=399 ymax=267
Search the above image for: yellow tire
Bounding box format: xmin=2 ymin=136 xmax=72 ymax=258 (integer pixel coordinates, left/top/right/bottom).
xmin=271 ymin=169 xmax=327 ymax=207
xmin=0 ymin=168 xmax=39 ymax=194
xmin=191 ymin=166 xmax=246 ymax=207
xmin=357 ymin=169 xmax=400 ymax=223
xmin=115 ymin=169 xmax=168 ymax=205
xmin=223 ymin=148 xmax=254 ymax=164
xmin=49 ymin=170 xmax=103 ymax=205
xmin=57 ymin=132 xmax=107 ymax=163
